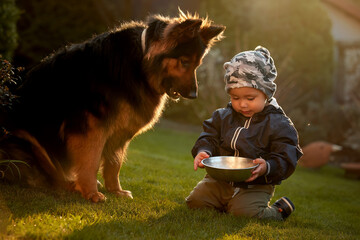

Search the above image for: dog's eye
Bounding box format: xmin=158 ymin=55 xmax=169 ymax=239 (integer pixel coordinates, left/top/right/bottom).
xmin=180 ymin=59 xmax=190 ymax=68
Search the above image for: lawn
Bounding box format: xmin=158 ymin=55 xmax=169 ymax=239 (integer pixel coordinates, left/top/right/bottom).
xmin=0 ymin=122 xmax=359 ymax=240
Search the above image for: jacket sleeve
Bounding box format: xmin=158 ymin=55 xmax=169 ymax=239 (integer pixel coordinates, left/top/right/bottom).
xmin=191 ymin=110 xmax=222 ymax=158
xmin=265 ymin=116 xmax=303 ymax=183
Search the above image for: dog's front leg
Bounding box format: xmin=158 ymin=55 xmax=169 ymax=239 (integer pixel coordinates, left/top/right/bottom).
xmin=66 ymin=130 xmax=107 ymax=203
xmin=102 ymin=141 xmax=133 ymax=199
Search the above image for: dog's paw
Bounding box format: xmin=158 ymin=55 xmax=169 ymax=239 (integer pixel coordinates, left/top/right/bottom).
xmin=112 ymin=190 xmax=133 ymax=199
xmin=86 ymin=191 xmax=106 ymax=203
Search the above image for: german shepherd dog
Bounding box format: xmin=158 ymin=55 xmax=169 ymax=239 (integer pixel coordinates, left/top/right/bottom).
xmin=0 ymin=11 xmax=225 ymax=202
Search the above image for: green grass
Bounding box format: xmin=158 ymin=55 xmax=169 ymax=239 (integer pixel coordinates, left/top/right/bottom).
xmin=1 ymin=124 xmax=360 ymax=240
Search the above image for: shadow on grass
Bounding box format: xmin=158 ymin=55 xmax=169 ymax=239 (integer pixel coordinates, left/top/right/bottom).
xmin=1 ymin=180 xmax=350 ymax=240
xmin=65 ymin=206 xmax=255 ymax=239
xmin=0 ymin=182 xmax=86 ymax=214
xmin=63 ymin=202 xmax=317 ymax=240
xmin=2 ymin=164 xmax=359 ymax=239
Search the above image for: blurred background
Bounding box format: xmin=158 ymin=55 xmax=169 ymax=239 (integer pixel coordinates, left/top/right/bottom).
xmin=1 ymin=0 xmax=360 ymax=165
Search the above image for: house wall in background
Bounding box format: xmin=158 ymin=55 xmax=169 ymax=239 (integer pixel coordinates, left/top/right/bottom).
xmin=321 ymin=0 xmax=360 ymax=103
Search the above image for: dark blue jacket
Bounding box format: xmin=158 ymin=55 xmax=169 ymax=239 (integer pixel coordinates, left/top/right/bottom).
xmin=192 ymin=101 xmax=303 ymax=185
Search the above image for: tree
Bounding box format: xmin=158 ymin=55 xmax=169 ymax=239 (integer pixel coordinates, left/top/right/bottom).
xmin=165 ymin=0 xmax=333 ymax=124
xmin=243 ymin=0 xmax=333 ymax=110
xmin=13 ymin=0 xmax=202 ymax=68
xmin=14 ymin=0 xmax=115 ymax=68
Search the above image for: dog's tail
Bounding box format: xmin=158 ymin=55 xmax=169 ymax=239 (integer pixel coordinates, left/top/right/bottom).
xmin=0 ymin=129 xmax=68 ymax=188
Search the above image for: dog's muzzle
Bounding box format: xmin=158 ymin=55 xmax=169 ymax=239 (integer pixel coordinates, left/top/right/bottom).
xmin=163 ymin=77 xmax=198 ymax=100
xmin=167 ymin=88 xmax=198 ymax=100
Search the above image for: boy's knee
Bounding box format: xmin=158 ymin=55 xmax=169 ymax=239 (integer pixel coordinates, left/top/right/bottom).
xmin=185 ymin=192 xmax=208 ymax=209
xmin=186 ymin=190 xmax=223 ymax=210
xmin=185 ymin=197 xmax=200 ymax=209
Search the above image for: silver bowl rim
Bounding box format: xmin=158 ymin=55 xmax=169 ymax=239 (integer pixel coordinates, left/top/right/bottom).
xmin=201 ymin=156 xmax=259 ymax=171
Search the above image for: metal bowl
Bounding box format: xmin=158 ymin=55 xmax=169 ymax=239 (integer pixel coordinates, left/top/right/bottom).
xmin=201 ymin=156 xmax=259 ymax=182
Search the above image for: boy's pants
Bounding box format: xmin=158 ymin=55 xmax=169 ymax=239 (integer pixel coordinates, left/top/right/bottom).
xmin=185 ymin=174 xmax=283 ymax=220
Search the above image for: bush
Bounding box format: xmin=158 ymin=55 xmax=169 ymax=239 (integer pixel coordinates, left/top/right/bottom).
xmin=0 ymin=0 xmax=20 ymax=60
xmin=0 ymin=55 xmax=27 ymax=180
xmin=0 ymin=55 xmax=22 ymax=112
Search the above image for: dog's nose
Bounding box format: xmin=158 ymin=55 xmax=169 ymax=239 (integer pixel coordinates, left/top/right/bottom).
xmin=187 ymin=89 xmax=198 ymax=99
xmin=185 ymin=80 xmax=198 ymax=99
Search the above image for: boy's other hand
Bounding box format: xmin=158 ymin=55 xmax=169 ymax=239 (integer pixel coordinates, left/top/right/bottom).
xmin=194 ymin=151 xmax=209 ymax=171
xmin=245 ymin=158 xmax=267 ymax=182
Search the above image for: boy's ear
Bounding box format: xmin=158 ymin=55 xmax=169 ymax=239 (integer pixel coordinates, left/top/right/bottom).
xmin=166 ymin=19 xmax=203 ymax=41
xmin=200 ymin=25 xmax=226 ymax=45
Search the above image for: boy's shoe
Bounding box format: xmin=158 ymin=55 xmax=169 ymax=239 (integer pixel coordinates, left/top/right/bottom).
xmin=273 ymin=197 xmax=295 ymax=220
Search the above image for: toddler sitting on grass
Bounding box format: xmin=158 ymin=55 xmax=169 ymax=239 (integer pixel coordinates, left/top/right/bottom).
xmin=186 ymin=46 xmax=302 ymax=220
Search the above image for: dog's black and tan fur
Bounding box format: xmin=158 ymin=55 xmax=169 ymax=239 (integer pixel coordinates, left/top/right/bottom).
xmin=0 ymin=11 xmax=225 ymax=202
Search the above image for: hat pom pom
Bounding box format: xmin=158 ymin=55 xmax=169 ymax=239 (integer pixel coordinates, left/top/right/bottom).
xmin=223 ymin=61 xmax=232 ymax=70
xmin=255 ymin=45 xmax=270 ymax=59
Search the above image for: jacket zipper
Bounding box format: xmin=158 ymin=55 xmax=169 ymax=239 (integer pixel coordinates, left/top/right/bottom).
xmin=231 ymin=117 xmax=252 ymax=157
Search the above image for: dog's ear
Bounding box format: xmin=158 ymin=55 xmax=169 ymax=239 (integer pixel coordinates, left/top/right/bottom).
xmin=200 ymin=25 xmax=226 ymax=46
xmin=167 ymin=19 xmax=203 ymax=41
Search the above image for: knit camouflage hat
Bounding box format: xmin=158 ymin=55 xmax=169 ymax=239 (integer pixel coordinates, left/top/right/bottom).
xmin=224 ymin=46 xmax=277 ymax=100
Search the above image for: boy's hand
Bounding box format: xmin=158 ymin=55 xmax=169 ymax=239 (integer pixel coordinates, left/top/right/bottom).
xmin=245 ymin=158 xmax=267 ymax=182
xmin=194 ymin=151 xmax=209 ymax=171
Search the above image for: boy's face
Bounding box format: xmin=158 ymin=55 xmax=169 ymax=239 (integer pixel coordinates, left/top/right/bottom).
xmin=229 ymin=87 xmax=267 ymax=117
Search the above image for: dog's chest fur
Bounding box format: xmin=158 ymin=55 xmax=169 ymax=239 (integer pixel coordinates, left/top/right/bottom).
xmin=108 ymin=94 xmax=167 ymax=142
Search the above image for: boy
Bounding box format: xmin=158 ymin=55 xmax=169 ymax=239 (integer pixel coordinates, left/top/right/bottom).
xmin=186 ymin=46 xmax=302 ymax=220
